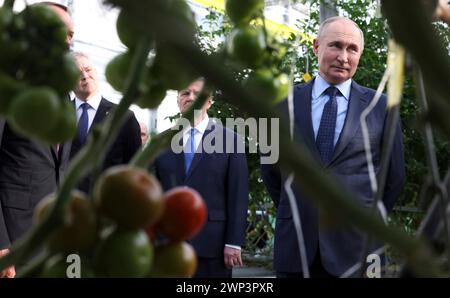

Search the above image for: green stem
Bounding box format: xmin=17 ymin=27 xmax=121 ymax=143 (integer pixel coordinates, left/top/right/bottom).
xmin=3 ymin=0 xmax=15 ymax=9
xmin=0 ymin=39 xmax=151 ymax=272
xmin=16 ymin=250 xmax=52 ymax=278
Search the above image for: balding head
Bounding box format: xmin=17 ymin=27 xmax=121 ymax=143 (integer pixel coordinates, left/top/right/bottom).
xmin=317 ymin=16 xmax=364 ymax=51
xmin=44 ymin=2 xmax=74 ymax=47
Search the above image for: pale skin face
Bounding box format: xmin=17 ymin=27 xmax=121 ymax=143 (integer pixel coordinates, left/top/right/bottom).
xmin=177 ymin=80 xmax=212 ymax=126
xmin=313 ymin=19 xmax=363 ymax=85
xmin=139 ymin=122 xmax=149 ymax=145
xmin=73 ymin=56 xmax=99 ymax=101
xmin=47 ymin=4 xmax=74 ymax=47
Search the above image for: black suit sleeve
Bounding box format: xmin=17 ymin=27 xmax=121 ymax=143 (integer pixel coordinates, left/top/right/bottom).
xmin=260 ymin=101 xmax=286 ymax=209
xmin=382 ymin=109 xmax=406 ymax=212
xmin=0 ymin=117 xmax=4 ymax=149
xmin=123 ymin=112 xmax=142 ymax=163
xmin=0 ymin=202 xmax=11 ymax=249
xmin=0 ymin=117 xmax=11 ymax=249
xmin=225 ymin=135 xmax=249 ymax=247
xmin=261 ymin=161 xmax=282 ymax=209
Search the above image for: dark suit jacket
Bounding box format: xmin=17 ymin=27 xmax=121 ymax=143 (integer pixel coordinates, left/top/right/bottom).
xmin=69 ymin=97 xmax=141 ymax=194
xmin=261 ymin=79 xmax=406 ymax=276
xmin=154 ymin=121 xmax=249 ymax=258
xmin=0 ymin=117 xmax=71 ymax=249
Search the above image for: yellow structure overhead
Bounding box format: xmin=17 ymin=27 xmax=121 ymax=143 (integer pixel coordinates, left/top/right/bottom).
xmin=190 ymin=0 xmax=314 ymax=43
xmin=191 ymin=0 xmax=225 ymax=10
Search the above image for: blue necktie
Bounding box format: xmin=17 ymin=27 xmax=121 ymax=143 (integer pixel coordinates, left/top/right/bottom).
xmin=184 ymin=128 xmax=196 ymax=174
xmin=316 ymin=86 xmax=338 ymax=164
xmin=77 ymin=103 xmax=90 ymax=145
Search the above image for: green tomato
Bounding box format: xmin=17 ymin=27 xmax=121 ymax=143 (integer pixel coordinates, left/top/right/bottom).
xmin=136 ymin=79 xmax=167 ymax=109
xmin=40 ymin=99 xmax=77 ymax=144
xmin=225 ymin=0 xmax=264 ymax=25
xmin=151 ymin=45 xmax=197 ymax=90
xmin=244 ymin=70 xmax=290 ymax=104
xmin=0 ymin=72 xmax=24 ymax=115
xmin=22 ymin=5 xmax=67 ymax=50
xmin=227 ymin=27 xmax=266 ymax=68
xmin=41 ymin=254 xmax=95 ymax=278
xmin=8 ymin=87 xmax=61 ymax=139
xmin=116 ymin=9 xmax=144 ymax=49
xmin=47 ymin=53 xmax=80 ymax=95
xmin=105 ymin=52 xmax=133 ymax=92
xmin=149 ymin=242 xmax=197 ymax=278
xmin=94 ymin=228 xmax=153 ymax=278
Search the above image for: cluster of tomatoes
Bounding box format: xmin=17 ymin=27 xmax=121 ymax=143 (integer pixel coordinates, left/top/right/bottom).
xmin=35 ymin=166 xmax=207 ymax=278
xmin=225 ymin=0 xmax=289 ymax=104
xmin=105 ymin=0 xmax=198 ymax=108
xmin=0 ymin=5 xmax=79 ymax=144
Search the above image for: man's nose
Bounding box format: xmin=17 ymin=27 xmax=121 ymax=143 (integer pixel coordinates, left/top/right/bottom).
xmin=80 ymin=70 xmax=89 ymax=79
xmin=337 ymin=50 xmax=348 ymax=63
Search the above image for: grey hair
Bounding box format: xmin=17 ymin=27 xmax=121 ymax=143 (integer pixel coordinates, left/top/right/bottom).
xmin=317 ymin=16 xmax=365 ymax=50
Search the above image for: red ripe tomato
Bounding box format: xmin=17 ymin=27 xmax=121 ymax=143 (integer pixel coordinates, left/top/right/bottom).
xmin=157 ymin=186 xmax=207 ymax=241
xmin=149 ymin=241 xmax=197 ymax=278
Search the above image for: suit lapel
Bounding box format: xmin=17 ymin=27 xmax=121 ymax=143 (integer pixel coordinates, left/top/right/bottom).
xmin=173 ymin=151 xmax=186 ymax=184
xmin=294 ymin=80 xmax=320 ymax=158
xmin=90 ymin=98 xmax=111 ymax=132
xmin=48 ymin=145 xmax=58 ymax=164
xmin=59 ymin=140 xmax=72 ymax=163
xmin=329 ymin=81 xmax=368 ymax=165
xmin=184 ymin=120 xmax=215 ymax=181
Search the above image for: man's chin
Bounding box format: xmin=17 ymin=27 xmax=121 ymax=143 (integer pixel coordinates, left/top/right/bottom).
xmin=329 ymin=73 xmax=350 ymax=84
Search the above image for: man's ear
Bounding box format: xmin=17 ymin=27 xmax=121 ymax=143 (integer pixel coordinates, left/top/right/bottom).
xmin=313 ymin=38 xmax=320 ymax=56
xmin=205 ymin=97 xmax=213 ymax=110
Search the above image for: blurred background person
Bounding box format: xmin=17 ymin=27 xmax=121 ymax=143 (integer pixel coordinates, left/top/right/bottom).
xmin=139 ymin=121 xmax=149 ymax=147
xmin=0 ymin=1 xmax=75 ymax=278
xmin=69 ymin=51 xmax=141 ymax=194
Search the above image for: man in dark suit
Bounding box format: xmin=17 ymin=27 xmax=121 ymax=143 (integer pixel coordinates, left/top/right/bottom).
xmin=154 ymin=79 xmax=249 ymax=278
xmin=0 ymin=2 xmax=74 ymax=278
xmin=69 ymin=52 xmax=141 ymax=194
xmin=261 ymin=16 xmax=405 ymax=278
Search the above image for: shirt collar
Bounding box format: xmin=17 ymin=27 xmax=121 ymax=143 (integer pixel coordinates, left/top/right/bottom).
xmin=74 ymin=92 xmax=102 ymax=111
xmin=184 ymin=115 xmax=210 ymax=136
xmin=312 ymin=74 xmax=352 ymax=101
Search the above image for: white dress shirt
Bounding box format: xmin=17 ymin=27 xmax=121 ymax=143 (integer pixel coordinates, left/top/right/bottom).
xmin=311 ymin=74 xmax=352 ymax=146
xmin=182 ymin=115 xmax=210 ymax=153
xmin=74 ymin=93 xmax=102 ymax=131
